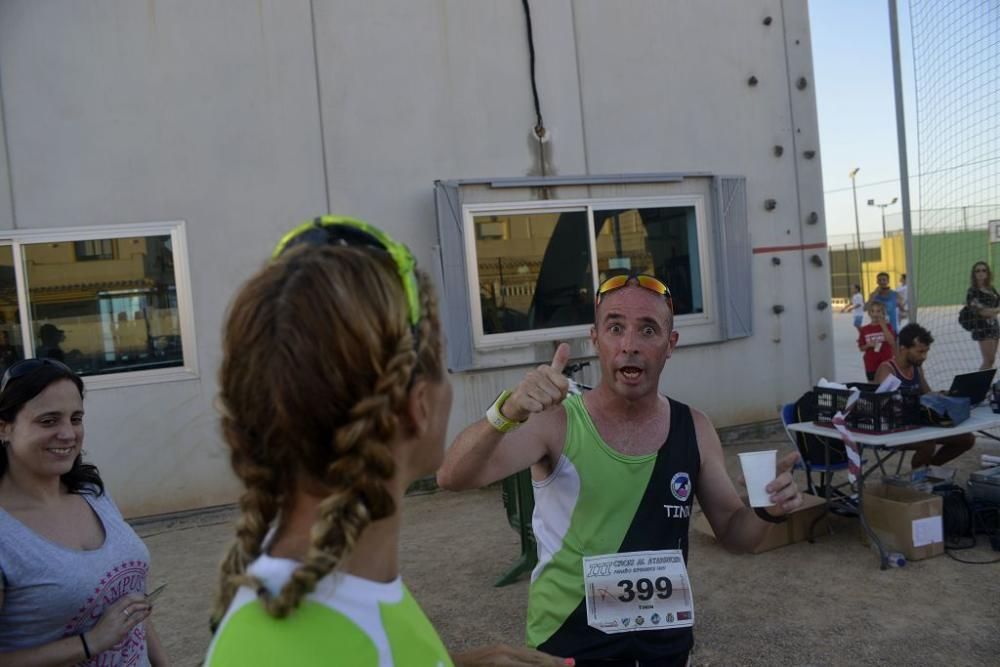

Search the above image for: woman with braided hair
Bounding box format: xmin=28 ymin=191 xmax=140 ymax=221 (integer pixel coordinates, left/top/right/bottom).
xmin=205 ymin=217 xmax=568 ymax=667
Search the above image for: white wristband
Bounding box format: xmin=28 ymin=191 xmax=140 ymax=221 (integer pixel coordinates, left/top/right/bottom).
xmin=486 ymin=390 xmax=524 ymax=433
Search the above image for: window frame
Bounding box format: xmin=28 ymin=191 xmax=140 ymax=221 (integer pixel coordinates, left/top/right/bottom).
xmin=0 ymin=220 xmax=198 ymax=389
xmin=463 ymin=195 xmax=713 ymax=350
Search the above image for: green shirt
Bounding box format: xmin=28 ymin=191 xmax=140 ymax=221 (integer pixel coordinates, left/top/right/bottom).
xmin=206 ymin=555 xmax=452 ymax=666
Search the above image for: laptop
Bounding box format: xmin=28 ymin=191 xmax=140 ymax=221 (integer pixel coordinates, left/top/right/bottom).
xmin=947 ymin=369 xmax=997 ymax=405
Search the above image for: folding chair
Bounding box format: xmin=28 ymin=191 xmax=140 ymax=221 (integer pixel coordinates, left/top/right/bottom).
xmin=781 ymin=400 xmax=865 ymax=516
xmin=496 ymin=469 xmax=537 ymax=587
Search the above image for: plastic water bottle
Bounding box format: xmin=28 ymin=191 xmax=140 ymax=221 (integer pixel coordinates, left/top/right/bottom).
xmin=871 ymin=543 xmax=906 ymax=567
xmin=886 ymin=551 xmax=906 ymax=568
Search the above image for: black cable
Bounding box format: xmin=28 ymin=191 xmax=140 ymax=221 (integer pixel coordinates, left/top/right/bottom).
xmin=945 ymin=549 xmax=1000 ymax=564
xmin=941 ymin=493 xmax=1000 ymax=564
xmin=521 ymin=0 xmax=545 ymax=136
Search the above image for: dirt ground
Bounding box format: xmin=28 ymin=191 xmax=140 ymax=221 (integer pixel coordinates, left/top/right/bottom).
xmin=139 ymin=432 xmax=1000 ymax=667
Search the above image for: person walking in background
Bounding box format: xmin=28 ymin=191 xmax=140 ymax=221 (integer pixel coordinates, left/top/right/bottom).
xmin=897 ymin=273 xmax=908 ymax=324
xmin=0 ymin=359 xmax=169 ymax=666
xmin=858 ymin=300 xmax=895 ymax=381
xmin=967 ymin=261 xmax=1000 ymax=370
xmin=842 ymin=283 xmax=865 ymax=330
xmin=869 ymin=272 xmax=904 ymax=332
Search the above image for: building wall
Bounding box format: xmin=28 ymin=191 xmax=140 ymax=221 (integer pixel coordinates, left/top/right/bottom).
xmin=0 ymin=0 xmax=831 ymax=516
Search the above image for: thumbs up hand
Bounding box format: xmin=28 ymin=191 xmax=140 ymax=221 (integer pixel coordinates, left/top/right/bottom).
xmin=501 ymin=343 xmax=573 ymax=423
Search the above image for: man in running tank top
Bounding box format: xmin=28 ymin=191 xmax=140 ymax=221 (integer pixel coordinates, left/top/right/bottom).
xmin=438 ymin=274 xmax=804 ymax=666
xmin=874 ymin=323 xmax=975 ymax=468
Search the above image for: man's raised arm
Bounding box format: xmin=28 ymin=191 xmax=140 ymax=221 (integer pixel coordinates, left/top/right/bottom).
xmin=437 ymin=344 xmax=571 ymax=491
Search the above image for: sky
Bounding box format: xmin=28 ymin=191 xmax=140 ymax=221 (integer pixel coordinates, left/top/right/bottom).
xmin=809 ymin=0 xmax=916 ymax=243
xmin=809 ymin=0 xmax=917 ymax=245
xmin=809 ymin=0 xmax=1000 ymax=245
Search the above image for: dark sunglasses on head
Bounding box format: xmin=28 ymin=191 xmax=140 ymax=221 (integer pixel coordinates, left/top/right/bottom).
xmin=596 ymin=273 xmax=674 ymax=312
xmin=1 ymin=358 xmax=73 ymax=394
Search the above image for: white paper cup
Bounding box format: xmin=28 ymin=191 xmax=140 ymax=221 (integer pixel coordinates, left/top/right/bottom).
xmin=738 ymin=449 xmax=777 ymax=508
xmin=874 ymin=342 xmax=882 ymax=353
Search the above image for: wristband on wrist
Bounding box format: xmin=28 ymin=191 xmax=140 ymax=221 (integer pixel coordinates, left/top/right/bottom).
xmin=486 ymin=390 xmax=525 ymax=433
xmin=754 ymin=506 xmax=788 ymax=524
xmin=80 ymin=633 xmax=92 ymax=660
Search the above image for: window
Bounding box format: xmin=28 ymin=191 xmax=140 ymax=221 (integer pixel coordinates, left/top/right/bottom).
xmin=0 ymin=221 xmax=197 ymax=386
xmin=74 ymin=239 xmax=115 ymax=261
xmin=468 ymin=198 xmax=708 ymax=347
xmin=0 ymin=246 xmax=25 ymax=370
xmin=435 ymin=175 xmax=750 ymax=371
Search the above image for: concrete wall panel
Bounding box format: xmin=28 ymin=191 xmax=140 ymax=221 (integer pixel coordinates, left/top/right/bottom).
xmin=0 ymin=0 xmax=328 ymax=515
xmin=0 ymin=0 xmax=829 ymax=514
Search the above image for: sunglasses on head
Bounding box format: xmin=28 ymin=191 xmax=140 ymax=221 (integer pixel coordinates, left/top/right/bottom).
xmin=272 ymin=215 xmax=423 ymax=329
xmin=1 ymin=358 xmax=73 ymax=394
xmin=595 ymin=273 xmax=674 ymax=312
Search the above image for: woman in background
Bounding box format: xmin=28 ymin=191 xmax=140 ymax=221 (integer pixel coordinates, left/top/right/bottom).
xmin=206 ymin=217 xmax=565 ymax=666
xmin=0 ymin=358 xmax=168 ymax=666
xmin=967 ymin=261 xmax=1000 ymax=370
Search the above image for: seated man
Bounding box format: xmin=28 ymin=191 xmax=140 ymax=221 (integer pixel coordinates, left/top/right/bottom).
xmin=874 ymin=323 xmax=975 ymax=467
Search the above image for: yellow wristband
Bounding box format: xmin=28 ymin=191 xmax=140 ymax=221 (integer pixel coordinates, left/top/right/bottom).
xmin=486 ymin=390 xmax=524 ymax=433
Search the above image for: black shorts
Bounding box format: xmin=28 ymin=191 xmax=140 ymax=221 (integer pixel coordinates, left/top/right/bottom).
xmin=972 ymin=317 xmax=1000 ymax=341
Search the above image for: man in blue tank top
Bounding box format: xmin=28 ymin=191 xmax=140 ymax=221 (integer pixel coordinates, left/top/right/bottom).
xmin=869 ymin=271 xmax=905 ymax=332
xmin=874 ymin=323 xmax=975 ymax=467
xmin=438 ymin=274 xmax=804 ymax=666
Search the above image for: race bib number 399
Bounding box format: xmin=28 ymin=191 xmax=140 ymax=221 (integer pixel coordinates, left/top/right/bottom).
xmin=582 ymin=549 xmax=694 ymax=634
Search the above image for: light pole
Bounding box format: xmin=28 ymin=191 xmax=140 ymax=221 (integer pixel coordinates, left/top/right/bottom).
xmin=850 ymin=167 xmax=862 ymax=289
xmin=867 ymin=196 xmax=898 ymax=238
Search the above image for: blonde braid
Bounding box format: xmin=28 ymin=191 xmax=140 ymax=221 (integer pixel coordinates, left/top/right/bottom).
xmin=259 ymin=333 xmax=415 ymax=617
xmin=212 ymin=245 xmax=445 ymax=625
xmin=210 ymin=416 xmax=285 ymax=629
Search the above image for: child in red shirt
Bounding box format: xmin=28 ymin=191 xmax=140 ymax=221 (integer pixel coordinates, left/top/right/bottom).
xmin=857 ymin=300 xmax=896 ymax=381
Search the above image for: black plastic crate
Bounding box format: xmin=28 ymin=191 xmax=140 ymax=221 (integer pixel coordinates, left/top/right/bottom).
xmin=812 ymin=383 xmax=921 ymax=433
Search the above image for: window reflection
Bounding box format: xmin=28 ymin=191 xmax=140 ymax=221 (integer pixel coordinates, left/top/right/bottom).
xmin=23 ymin=236 xmax=183 ymax=375
xmin=474 ymin=205 xmax=704 ymax=337
xmin=594 ymin=208 xmax=703 ymax=316
xmin=475 ymin=212 xmax=593 ymax=334
xmin=0 ymin=246 xmax=24 ymax=375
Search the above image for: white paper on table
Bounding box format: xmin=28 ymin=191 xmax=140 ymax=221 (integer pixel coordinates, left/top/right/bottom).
xmin=875 ymin=375 xmax=901 ymax=394
xmin=912 ymin=516 xmax=943 ymax=547
xmin=816 ymin=378 xmax=849 ymax=390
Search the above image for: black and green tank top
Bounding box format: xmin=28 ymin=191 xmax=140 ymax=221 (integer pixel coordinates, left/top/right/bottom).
xmin=527 ymin=393 xmax=701 ymax=661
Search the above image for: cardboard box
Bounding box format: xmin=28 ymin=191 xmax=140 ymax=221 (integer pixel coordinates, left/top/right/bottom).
xmin=861 ymin=483 xmax=944 ymax=561
xmin=692 ymin=493 xmax=828 ymax=554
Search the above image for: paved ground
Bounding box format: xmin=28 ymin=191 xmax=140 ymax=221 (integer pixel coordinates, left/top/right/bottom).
xmin=138 ymin=312 xmax=1000 ymax=666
